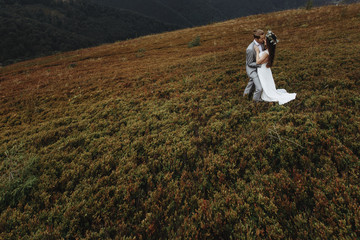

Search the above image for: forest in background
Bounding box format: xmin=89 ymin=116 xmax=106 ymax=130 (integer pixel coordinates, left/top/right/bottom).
xmin=91 ymin=0 xmax=335 ymax=27
xmin=0 ymin=0 xmax=177 ymax=66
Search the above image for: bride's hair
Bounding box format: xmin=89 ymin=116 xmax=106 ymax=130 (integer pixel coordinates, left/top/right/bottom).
xmin=266 ymin=32 xmax=278 ymax=68
xmin=266 ymin=38 xmax=276 ymax=68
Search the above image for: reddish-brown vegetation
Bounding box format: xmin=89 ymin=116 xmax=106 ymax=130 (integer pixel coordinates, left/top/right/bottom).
xmin=1 ymin=4 xmax=359 ymax=239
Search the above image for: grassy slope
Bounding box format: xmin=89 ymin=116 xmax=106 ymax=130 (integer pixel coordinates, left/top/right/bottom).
xmin=1 ymin=4 xmax=360 ymax=239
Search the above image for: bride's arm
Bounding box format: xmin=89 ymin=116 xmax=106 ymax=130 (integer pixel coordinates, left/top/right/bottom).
xmin=255 ymin=46 xmax=268 ymax=64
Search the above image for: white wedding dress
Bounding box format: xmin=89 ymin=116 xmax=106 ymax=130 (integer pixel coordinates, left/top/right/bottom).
xmin=258 ymin=50 xmax=296 ymax=105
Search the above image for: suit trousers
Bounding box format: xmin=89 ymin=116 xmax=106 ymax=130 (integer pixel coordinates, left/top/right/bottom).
xmin=244 ymin=74 xmax=262 ymax=101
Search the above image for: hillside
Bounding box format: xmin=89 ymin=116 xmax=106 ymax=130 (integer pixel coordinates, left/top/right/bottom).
xmin=1 ymin=3 xmax=360 ymax=239
xmin=0 ymin=0 xmax=178 ymax=66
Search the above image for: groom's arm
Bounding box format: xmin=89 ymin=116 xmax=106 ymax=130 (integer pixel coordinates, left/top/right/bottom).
xmin=246 ymin=49 xmax=261 ymax=68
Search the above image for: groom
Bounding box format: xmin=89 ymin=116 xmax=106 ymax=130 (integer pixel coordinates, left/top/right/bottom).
xmin=243 ymin=29 xmax=265 ymax=101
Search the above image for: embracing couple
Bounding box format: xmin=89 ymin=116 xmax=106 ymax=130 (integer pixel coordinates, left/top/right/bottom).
xmin=243 ymin=29 xmax=296 ymax=105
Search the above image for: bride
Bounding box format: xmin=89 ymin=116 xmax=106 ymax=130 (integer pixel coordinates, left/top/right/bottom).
xmin=254 ymin=31 xmax=296 ymax=105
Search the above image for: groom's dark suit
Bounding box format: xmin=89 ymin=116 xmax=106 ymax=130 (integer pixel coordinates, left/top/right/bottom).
xmin=243 ymin=41 xmax=263 ymax=101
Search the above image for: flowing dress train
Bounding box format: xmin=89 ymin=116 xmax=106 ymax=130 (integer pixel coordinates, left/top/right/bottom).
xmin=258 ymin=50 xmax=296 ymax=105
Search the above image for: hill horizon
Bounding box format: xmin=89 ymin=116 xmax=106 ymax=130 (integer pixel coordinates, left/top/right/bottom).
xmin=91 ymin=0 xmax=358 ymax=27
xmin=0 ymin=0 xmax=179 ymax=66
xmin=2 ymin=0 xmax=360 ymax=66
xmin=1 ymin=3 xmax=360 ymax=239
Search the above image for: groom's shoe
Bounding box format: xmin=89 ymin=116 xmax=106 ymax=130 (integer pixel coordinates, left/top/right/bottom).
xmin=244 ymin=93 xmax=253 ymax=101
xmin=253 ymin=99 xmax=263 ymax=106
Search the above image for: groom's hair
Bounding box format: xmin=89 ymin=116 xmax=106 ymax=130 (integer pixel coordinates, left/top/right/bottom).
xmin=253 ymin=29 xmax=264 ymax=39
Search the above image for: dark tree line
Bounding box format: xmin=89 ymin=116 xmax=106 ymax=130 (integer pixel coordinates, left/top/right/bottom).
xmin=90 ymin=0 xmax=341 ymax=27
xmin=0 ymin=0 xmax=178 ymax=65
